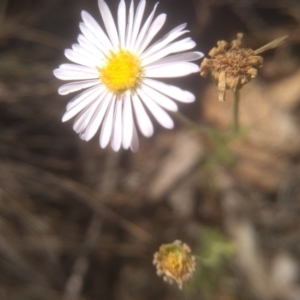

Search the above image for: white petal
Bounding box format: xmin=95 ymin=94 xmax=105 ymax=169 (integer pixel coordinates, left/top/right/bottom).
xmin=132 ymin=93 xmax=153 ymax=137
xmin=137 ymin=88 xmax=174 ymax=129
xmin=53 ymin=68 xmax=97 ymax=81
xmin=111 ymin=98 xmax=123 ymax=151
xmin=147 ymin=51 xmax=204 ymax=67
xmin=58 ymin=80 xmax=100 ymax=95
xmin=62 ymin=86 xmax=104 ymax=122
xmin=64 ymin=49 xmax=96 ymax=67
xmin=130 ymin=121 xmax=139 ymax=152
xmin=73 ymin=96 xmax=103 ymax=133
xmin=100 ymin=97 xmax=116 ymax=148
xmin=58 ymin=63 xmax=97 ymax=73
xmin=81 ymin=11 xmax=112 ymax=50
xmin=145 ymin=62 xmax=199 ymax=78
xmin=66 ymin=84 xmax=104 ymax=111
xmin=133 ymin=3 xmax=159 ymax=52
xmin=72 ymin=44 xmax=102 ymax=66
xmin=122 ymin=92 xmax=133 ymax=149
xmin=118 ymin=0 xmax=126 ymax=48
xmin=79 ymin=20 xmax=110 ymax=55
xmin=54 ymin=1 xmax=203 ymax=152
xmin=125 ymin=0 xmax=134 ymax=48
xmin=129 ymin=0 xmax=146 ymax=48
xmin=81 ymin=92 xmax=112 ymax=141
xmin=144 ymin=78 xmax=195 ymax=103
xmin=140 ymin=84 xmax=178 ymax=111
xmin=136 ymin=13 xmax=166 ymax=54
xmin=141 ymin=23 xmax=187 ymax=59
xmin=77 ymin=34 xmax=105 ymax=60
xmin=98 ymin=0 xmax=119 ymax=50
xmin=142 ymin=38 xmax=196 ymax=66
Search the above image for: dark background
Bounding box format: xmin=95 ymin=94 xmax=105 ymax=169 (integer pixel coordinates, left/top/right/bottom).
xmin=0 ymin=0 xmax=300 ymax=299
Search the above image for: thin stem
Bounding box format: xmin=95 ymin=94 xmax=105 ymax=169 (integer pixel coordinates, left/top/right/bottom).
xmin=232 ymin=90 xmax=240 ymax=134
xmin=174 ymin=111 xmax=207 ymax=134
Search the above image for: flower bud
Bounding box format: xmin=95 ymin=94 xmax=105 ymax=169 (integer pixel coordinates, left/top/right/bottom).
xmin=153 ymin=240 xmax=196 ymax=289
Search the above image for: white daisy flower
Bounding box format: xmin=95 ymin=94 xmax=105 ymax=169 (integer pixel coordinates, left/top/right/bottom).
xmin=54 ymin=0 xmax=203 ymax=152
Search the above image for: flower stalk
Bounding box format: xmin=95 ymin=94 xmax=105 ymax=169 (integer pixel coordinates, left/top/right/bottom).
xmin=232 ymin=90 xmax=240 ymax=134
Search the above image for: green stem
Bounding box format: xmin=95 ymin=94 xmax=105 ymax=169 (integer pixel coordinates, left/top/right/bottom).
xmin=232 ymin=90 xmax=240 ymax=134
xmin=174 ymin=111 xmax=207 ymax=134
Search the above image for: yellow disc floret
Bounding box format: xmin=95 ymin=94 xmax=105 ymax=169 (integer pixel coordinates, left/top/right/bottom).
xmin=99 ymin=49 xmax=143 ymax=94
xmin=153 ymin=240 xmax=196 ymax=289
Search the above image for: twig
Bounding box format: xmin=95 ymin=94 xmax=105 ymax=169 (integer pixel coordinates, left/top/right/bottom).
xmin=63 ymin=152 xmax=122 ymax=300
xmin=63 ymin=215 xmax=102 ymax=300
xmin=1 ymin=19 xmax=67 ymax=49
xmin=0 ymin=142 xmax=72 ymax=171
xmin=5 ymin=160 xmax=154 ymax=243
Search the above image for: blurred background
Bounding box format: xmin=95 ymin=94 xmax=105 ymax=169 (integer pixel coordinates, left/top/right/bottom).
xmin=1 ymin=0 xmax=300 ymax=299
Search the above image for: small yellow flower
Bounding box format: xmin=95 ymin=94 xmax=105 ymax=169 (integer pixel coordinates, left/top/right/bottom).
xmin=200 ymin=33 xmax=287 ymax=102
xmin=153 ymin=240 xmax=196 ymax=289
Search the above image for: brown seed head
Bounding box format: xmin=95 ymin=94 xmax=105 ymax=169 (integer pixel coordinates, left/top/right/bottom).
xmin=153 ymin=240 xmax=196 ymax=289
xmin=200 ymin=33 xmax=263 ymax=101
xmin=200 ymin=33 xmax=288 ymax=101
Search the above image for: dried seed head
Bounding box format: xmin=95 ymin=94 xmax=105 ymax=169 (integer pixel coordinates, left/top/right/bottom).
xmin=201 ymin=33 xmax=267 ymax=102
xmin=200 ymin=33 xmax=288 ymax=101
xmin=153 ymin=240 xmax=196 ymax=289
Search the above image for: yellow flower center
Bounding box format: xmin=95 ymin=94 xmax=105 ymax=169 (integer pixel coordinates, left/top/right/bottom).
xmin=98 ymin=49 xmax=143 ymax=94
xmin=153 ymin=240 xmax=196 ymax=289
xmin=162 ymin=252 xmax=185 ymax=278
